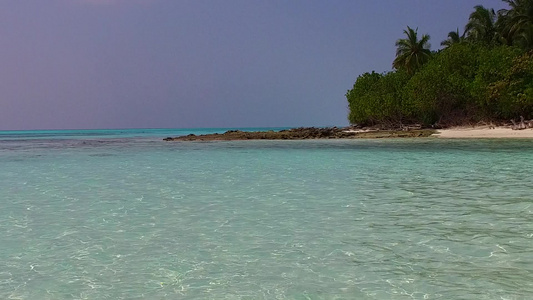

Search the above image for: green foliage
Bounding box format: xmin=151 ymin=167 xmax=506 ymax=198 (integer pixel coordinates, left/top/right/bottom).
xmin=471 ymin=45 xmax=524 ymax=118
xmin=465 ymin=5 xmax=500 ymax=45
xmin=346 ymin=71 xmax=382 ymax=125
xmin=441 ymin=28 xmax=465 ymax=48
xmin=498 ymin=0 xmax=533 ymax=49
xmin=346 ymin=71 xmax=409 ymax=126
xmin=491 ymin=50 xmax=533 ymax=118
xmin=402 ymin=44 xmax=481 ymax=125
xmin=346 ymin=2 xmax=533 ymax=126
xmin=393 ymin=26 xmax=432 ymax=74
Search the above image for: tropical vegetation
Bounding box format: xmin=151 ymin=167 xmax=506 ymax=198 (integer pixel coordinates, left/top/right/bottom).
xmin=346 ymin=0 xmax=533 ymax=127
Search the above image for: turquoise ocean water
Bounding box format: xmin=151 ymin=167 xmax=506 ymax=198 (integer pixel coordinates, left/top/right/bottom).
xmin=1 ymin=128 xmax=532 ymax=299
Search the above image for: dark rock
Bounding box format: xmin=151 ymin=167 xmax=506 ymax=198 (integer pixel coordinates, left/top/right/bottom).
xmin=163 ymin=127 xmax=436 ymax=141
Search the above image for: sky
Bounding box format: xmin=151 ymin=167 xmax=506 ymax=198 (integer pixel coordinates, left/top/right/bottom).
xmin=0 ymin=0 xmax=508 ymax=130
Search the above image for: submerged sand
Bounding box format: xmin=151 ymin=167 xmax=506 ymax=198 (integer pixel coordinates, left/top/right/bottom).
xmin=434 ymin=126 xmax=533 ymax=138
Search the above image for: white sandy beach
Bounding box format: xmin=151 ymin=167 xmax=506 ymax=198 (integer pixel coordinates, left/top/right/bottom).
xmin=434 ymin=126 xmax=533 ymax=138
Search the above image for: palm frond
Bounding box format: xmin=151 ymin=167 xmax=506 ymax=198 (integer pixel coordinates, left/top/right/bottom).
xmin=393 ymin=26 xmax=432 ymax=74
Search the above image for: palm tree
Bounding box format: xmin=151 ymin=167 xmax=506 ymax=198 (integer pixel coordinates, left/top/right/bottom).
xmin=517 ymin=25 xmax=533 ymax=49
xmin=393 ymin=26 xmax=432 ymax=75
xmin=464 ymin=5 xmax=499 ymax=45
xmin=513 ymin=25 xmax=533 ymax=49
xmin=498 ymin=0 xmax=533 ymax=49
xmin=441 ymin=28 xmax=465 ymax=48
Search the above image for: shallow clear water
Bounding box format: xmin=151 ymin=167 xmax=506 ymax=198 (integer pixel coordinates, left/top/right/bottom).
xmin=1 ymin=129 xmax=532 ymax=299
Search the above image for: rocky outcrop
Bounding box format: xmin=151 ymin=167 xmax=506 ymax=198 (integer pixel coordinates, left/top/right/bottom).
xmin=163 ymin=127 xmax=436 ymax=141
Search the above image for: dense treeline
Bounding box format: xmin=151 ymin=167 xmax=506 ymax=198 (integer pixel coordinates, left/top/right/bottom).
xmin=346 ymin=0 xmax=533 ymax=127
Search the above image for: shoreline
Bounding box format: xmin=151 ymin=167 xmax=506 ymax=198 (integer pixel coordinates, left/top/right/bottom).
xmin=434 ymin=126 xmax=533 ymax=139
xmin=163 ymin=126 xmax=533 ymax=141
xmin=163 ymin=127 xmax=436 ymax=141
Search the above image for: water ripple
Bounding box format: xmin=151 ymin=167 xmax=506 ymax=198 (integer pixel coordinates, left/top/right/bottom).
xmin=1 ymin=139 xmax=533 ymax=299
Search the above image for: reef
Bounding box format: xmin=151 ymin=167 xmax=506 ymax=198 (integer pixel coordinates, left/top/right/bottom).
xmin=163 ymin=127 xmax=436 ymax=141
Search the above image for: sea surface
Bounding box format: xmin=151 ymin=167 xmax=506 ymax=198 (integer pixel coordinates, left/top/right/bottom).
xmin=1 ymin=128 xmax=532 ymax=299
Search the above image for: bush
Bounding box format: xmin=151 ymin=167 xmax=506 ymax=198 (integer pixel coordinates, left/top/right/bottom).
xmin=346 ymin=71 xmax=409 ymax=126
xmin=471 ymin=45 xmax=523 ymax=118
xmin=346 ymin=71 xmax=382 ymax=125
xmin=402 ymin=44 xmax=480 ymax=125
xmin=346 ymin=44 xmax=532 ymax=126
xmin=496 ymin=51 xmax=533 ymax=118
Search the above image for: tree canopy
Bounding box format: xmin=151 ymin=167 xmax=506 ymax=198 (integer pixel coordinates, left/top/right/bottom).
xmin=441 ymin=28 xmax=464 ymax=48
xmin=465 ymin=5 xmax=499 ymax=45
xmin=346 ymin=0 xmax=533 ymax=128
xmin=392 ymin=26 xmax=432 ymax=75
xmin=498 ymin=0 xmax=533 ymax=49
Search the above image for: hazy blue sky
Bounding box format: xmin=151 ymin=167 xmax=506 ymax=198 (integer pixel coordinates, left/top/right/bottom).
xmin=0 ymin=0 xmax=508 ymax=130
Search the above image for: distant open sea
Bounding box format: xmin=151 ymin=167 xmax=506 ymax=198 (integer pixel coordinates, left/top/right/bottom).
xmin=1 ymin=128 xmax=532 ymax=299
